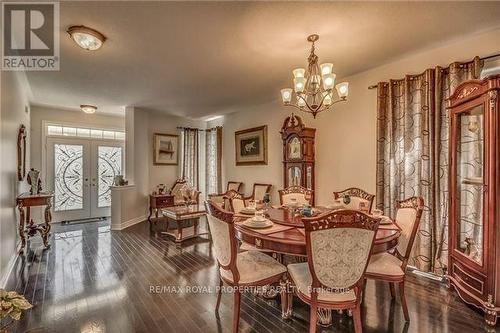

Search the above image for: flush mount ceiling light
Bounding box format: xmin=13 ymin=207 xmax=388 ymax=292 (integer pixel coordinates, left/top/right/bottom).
xmin=80 ymin=105 xmax=97 ymax=114
xmin=280 ymin=34 xmax=348 ymax=118
xmin=67 ymin=25 xmax=106 ymax=51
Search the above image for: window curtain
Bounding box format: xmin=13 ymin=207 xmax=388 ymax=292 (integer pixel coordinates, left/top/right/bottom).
xmin=181 ymin=128 xmax=199 ymax=189
xmin=205 ymin=127 xmax=222 ymax=195
xmin=376 ymin=56 xmax=482 ymax=274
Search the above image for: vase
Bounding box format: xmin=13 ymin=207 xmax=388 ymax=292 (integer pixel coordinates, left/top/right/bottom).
xmin=27 ymin=169 xmax=40 ymax=195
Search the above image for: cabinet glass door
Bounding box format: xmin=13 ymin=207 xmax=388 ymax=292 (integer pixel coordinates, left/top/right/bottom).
xmin=455 ymin=104 xmax=485 ymax=265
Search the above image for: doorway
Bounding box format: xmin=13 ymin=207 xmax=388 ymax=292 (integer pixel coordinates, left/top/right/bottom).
xmin=46 ymin=137 xmax=124 ymax=222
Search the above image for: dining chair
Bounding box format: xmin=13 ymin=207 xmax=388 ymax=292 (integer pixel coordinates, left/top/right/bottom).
xmin=287 ymin=210 xmax=380 ymax=333
xmin=333 ymin=188 xmax=375 ymax=213
xmin=223 ymin=189 xmax=244 ymax=212
xmin=227 ymin=181 xmax=243 ymax=193
xmin=365 ymin=196 xmax=424 ymax=322
xmin=250 ymin=183 xmax=272 ymax=202
xmin=205 ymin=200 xmax=287 ymax=333
xmin=229 ymin=197 xmax=246 ymax=214
xmin=279 ymin=185 xmax=313 ymax=206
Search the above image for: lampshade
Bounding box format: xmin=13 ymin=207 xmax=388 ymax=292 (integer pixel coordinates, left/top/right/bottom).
xmin=297 ymin=96 xmax=306 ymax=107
xmin=292 ymin=68 xmax=305 ymax=78
xmin=294 ymin=77 xmax=306 ymax=93
xmin=322 ymin=92 xmax=332 ymax=106
xmin=322 ymin=73 xmax=336 ymax=90
xmin=336 ymin=82 xmax=349 ymax=98
xmin=320 ymin=63 xmax=333 ymax=75
xmin=67 ymin=26 xmax=106 ymax=51
xmin=281 ymin=88 xmax=293 ymax=103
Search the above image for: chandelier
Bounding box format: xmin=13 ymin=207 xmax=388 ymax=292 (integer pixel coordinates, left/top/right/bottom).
xmin=280 ymin=34 xmax=348 ymax=118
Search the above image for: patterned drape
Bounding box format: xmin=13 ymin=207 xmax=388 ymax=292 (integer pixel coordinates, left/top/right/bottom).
xmin=376 ymin=56 xmax=482 ymax=274
xmin=182 ymin=128 xmax=199 ymax=189
xmin=205 ymin=127 xmax=222 ymax=195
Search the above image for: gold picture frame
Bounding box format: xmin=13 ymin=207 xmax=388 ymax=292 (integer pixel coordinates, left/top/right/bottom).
xmin=153 ymin=133 xmax=179 ymax=165
xmin=235 ymin=125 xmax=268 ymax=166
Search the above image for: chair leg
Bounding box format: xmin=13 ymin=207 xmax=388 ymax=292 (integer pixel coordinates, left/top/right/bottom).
xmin=233 ymin=289 xmax=241 ymax=333
xmin=215 ymin=277 xmax=223 ymax=313
xmin=352 ymin=305 xmax=362 ymax=333
xmin=399 ymin=280 xmax=410 ymax=322
xmin=309 ymin=304 xmax=317 ymax=333
xmin=389 ymin=282 xmax=395 ymax=299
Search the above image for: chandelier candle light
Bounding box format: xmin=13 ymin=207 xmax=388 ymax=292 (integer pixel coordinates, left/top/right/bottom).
xmin=281 ymin=34 xmax=348 ymax=118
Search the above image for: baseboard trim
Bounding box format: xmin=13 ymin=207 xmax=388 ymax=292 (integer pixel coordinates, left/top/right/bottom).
xmin=0 ymin=242 xmax=21 ymax=289
xmin=111 ymin=215 xmax=147 ymax=231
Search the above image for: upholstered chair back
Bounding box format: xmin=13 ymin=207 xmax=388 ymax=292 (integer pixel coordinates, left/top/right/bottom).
xmin=252 ymin=183 xmax=272 ymax=202
xmin=230 ymin=198 xmax=246 ymax=213
xmin=394 ymin=197 xmax=424 ymax=260
xmin=333 ymin=188 xmax=375 ymax=213
xmin=205 ymin=201 xmax=238 ymax=280
xmin=303 ymin=210 xmax=380 ymax=291
xmin=207 ymin=193 xmax=225 ymax=209
xmin=227 ymin=181 xmax=243 ymax=193
xmin=279 ymin=186 xmax=313 ymax=206
xmin=222 ymin=189 xmax=243 ymax=211
xmin=170 ymin=179 xmax=187 ymax=202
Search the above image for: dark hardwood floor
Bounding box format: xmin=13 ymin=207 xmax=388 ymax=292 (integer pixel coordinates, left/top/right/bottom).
xmin=5 ymin=218 xmax=494 ymax=333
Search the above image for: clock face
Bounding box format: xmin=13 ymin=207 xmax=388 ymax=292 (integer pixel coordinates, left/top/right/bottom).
xmin=288 ymin=137 xmax=301 ymax=159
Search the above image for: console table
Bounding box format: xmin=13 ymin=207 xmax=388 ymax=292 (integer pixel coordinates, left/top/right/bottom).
xmin=16 ymin=192 xmax=54 ymax=255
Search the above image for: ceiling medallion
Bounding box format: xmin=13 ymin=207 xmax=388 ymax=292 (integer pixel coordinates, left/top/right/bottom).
xmin=280 ymin=34 xmax=348 ymax=118
xmin=67 ymin=25 xmax=106 ymax=51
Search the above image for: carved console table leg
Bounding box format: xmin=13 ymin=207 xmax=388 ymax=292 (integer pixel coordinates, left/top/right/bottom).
xmin=18 ymin=205 xmax=26 ymax=255
xmin=41 ymin=204 xmax=52 ymax=248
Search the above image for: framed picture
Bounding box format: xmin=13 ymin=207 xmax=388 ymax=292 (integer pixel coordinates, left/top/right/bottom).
xmin=153 ymin=133 xmax=178 ymax=165
xmin=235 ymin=125 xmax=268 ymax=165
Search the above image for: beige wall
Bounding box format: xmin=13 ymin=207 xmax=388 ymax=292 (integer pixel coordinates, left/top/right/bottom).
xmin=217 ymin=28 xmax=500 ymax=205
xmin=0 ymin=71 xmax=31 ymax=286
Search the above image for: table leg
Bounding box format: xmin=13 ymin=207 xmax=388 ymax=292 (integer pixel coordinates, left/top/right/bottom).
xmin=41 ymin=203 xmax=52 ymax=249
xmin=148 ymin=206 xmax=153 ymax=224
xmin=176 ymin=221 xmax=183 ymax=242
xmin=193 ymin=218 xmax=199 ymax=237
xmin=317 ymin=308 xmax=333 ymax=326
xmin=18 ymin=205 xmax=26 ymax=255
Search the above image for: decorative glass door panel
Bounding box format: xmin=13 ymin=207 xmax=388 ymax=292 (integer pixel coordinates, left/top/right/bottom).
xmin=455 ymin=104 xmax=485 ymax=265
xmin=288 ymin=166 xmax=302 ymax=186
xmin=91 ymin=142 xmax=124 ymax=218
xmin=47 ymin=138 xmax=124 ymax=222
xmin=97 ymin=146 xmax=122 ymax=208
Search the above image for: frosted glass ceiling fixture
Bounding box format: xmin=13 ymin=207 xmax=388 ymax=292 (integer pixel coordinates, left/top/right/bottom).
xmin=80 ymin=105 xmax=97 ymax=114
xmin=281 ymin=34 xmax=348 ymax=118
xmin=67 ymin=25 xmax=106 ymax=51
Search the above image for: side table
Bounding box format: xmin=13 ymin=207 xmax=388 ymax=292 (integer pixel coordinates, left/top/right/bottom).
xmin=16 ymin=192 xmax=54 ymax=255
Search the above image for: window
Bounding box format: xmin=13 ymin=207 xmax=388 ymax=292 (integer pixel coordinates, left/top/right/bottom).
xmin=46 ymin=124 xmax=125 ymax=140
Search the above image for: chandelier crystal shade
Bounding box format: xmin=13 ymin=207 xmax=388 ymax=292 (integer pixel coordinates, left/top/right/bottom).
xmin=280 ymin=34 xmax=348 ymax=118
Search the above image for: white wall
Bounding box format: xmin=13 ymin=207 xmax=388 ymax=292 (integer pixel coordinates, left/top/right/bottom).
xmin=217 ymin=28 xmax=500 ymax=205
xmin=0 ymin=71 xmax=31 ymax=287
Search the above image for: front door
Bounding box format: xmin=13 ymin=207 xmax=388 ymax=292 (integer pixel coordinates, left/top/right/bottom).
xmin=47 ymin=138 xmax=124 ymax=222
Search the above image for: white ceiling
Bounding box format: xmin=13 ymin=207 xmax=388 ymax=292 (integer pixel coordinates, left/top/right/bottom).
xmin=26 ymin=1 xmax=500 ymax=118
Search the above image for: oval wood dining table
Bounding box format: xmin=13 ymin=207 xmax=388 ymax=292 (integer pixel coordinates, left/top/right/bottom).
xmin=234 ymin=207 xmax=401 ymax=257
xmin=233 ymin=206 xmax=401 ymax=324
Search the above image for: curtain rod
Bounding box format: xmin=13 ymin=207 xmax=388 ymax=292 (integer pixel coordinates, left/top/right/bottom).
xmin=367 ymin=53 xmax=500 ymax=90
xmin=176 ymin=126 xmax=222 ymax=131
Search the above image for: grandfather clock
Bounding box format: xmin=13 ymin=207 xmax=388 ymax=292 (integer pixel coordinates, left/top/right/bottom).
xmin=280 ymin=114 xmax=316 ymax=204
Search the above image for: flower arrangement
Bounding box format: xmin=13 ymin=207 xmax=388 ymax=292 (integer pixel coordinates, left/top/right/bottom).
xmin=0 ymin=289 xmax=32 ymax=330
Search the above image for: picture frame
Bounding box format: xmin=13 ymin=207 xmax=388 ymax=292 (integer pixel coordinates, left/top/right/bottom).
xmin=235 ymin=125 xmax=268 ymax=166
xmin=153 ymin=133 xmax=179 ymax=165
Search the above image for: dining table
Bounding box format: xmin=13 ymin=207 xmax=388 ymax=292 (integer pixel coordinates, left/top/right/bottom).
xmin=233 ymin=206 xmax=401 ymax=324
